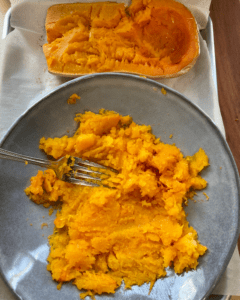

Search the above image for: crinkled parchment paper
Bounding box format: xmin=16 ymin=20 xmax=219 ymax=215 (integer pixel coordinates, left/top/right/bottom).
xmin=0 ymin=0 xmax=239 ymax=298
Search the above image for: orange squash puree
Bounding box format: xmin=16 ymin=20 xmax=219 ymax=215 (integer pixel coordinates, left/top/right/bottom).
xmin=25 ymin=109 xmax=208 ymax=298
xmin=67 ymin=93 xmax=81 ymax=104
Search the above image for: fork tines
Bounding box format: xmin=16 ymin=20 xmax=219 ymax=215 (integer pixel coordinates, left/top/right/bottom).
xmin=74 ymin=157 xmax=118 ymax=173
xmin=67 ymin=157 xmax=118 ymax=187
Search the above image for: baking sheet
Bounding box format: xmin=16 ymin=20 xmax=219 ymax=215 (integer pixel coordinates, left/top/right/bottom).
xmin=0 ymin=0 xmax=240 ymax=298
xmin=1 ymin=8 xmax=219 ymax=91
xmin=0 ymin=0 xmax=226 ymax=140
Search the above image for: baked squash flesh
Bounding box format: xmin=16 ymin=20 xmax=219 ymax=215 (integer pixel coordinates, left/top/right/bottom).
xmin=43 ymin=0 xmax=199 ymax=78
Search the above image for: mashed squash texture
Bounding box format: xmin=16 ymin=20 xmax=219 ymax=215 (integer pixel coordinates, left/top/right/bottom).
xmin=25 ymin=109 xmax=208 ymax=298
xmin=43 ymin=0 xmax=199 ymax=78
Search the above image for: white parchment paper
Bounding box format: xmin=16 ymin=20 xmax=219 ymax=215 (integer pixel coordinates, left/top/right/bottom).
xmin=0 ymin=0 xmax=239 ymax=298
xmin=0 ymin=0 xmax=226 ymax=138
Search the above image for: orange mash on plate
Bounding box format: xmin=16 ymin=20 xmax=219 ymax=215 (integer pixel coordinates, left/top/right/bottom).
xmin=25 ymin=109 xmax=208 ymax=299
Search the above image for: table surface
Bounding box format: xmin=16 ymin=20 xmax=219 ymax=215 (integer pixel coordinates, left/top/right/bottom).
xmin=210 ymin=0 xmax=240 ymax=256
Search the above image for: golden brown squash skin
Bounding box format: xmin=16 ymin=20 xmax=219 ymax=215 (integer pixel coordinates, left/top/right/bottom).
xmin=43 ymin=0 xmax=199 ymax=78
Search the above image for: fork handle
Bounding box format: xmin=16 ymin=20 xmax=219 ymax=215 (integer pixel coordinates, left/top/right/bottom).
xmin=0 ymin=148 xmax=50 ymax=168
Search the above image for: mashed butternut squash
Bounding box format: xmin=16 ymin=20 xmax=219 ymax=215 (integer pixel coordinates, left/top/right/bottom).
xmin=25 ymin=109 xmax=208 ymax=298
xmin=43 ymin=0 xmax=199 ymax=78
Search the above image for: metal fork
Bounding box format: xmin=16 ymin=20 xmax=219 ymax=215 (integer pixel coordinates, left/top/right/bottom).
xmin=0 ymin=148 xmax=118 ymax=187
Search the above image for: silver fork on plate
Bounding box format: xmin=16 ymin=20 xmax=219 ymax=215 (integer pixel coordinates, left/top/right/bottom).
xmin=0 ymin=148 xmax=118 ymax=187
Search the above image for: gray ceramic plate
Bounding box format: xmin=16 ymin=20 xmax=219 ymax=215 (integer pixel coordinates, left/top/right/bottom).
xmin=0 ymin=73 xmax=239 ymax=300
